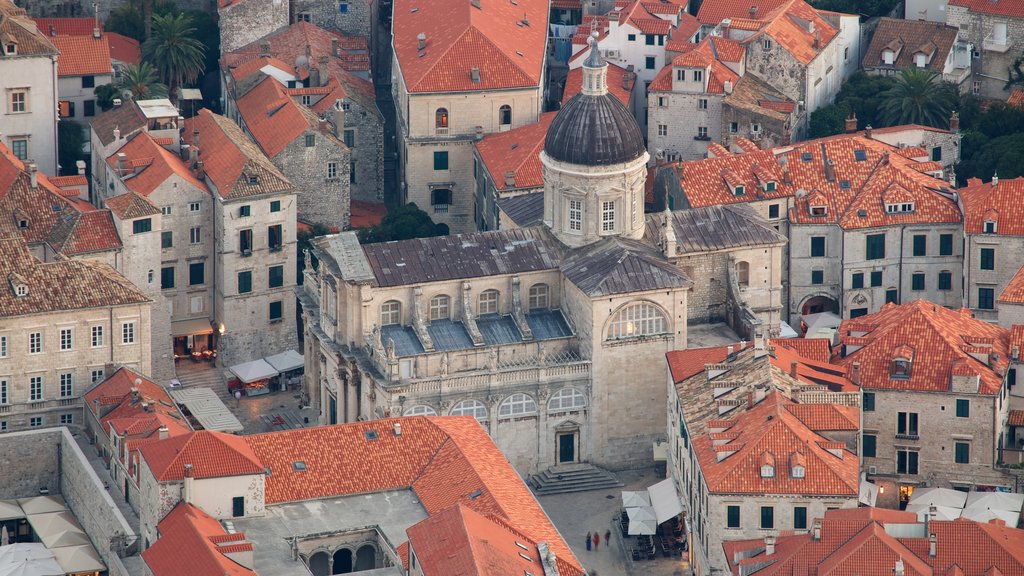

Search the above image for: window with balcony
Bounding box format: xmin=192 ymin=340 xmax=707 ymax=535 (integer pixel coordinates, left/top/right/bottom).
xmin=431 ymin=188 xmax=452 ymax=213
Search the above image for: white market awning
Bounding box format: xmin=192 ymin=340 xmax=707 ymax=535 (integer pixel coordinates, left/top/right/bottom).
xmin=964 ymin=491 xmax=1024 ymax=514
xmin=172 ymin=318 xmax=214 ymax=336
xmin=960 ymin=505 xmax=1020 ymax=527
xmin=647 ymin=478 xmax=684 ymax=524
xmin=626 ymin=506 xmax=658 ymax=535
xmin=15 ymin=496 xmax=67 ymax=516
xmin=0 ymin=543 xmax=63 ymax=576
xmin=0 ymin=500 xmax=25 ymax=521
xmin=229 ymin=359 xmax=279 ymax=384
xmin=169 ymin=387 xmax=244 ymax=433
xmin=621 ymin=491 xmax=651 ymax=508
xmin=264 ymin=349 xmax=304 ymax=373
xmin=50 ymin=544 xmax=105 ymax=574
xmin=25 ymin=511 xmax=90 ymax=549
xmin=906 ymin=503 xmax=961 ymax=522
xmin=909 ymin=487 xmax=968 ymax=510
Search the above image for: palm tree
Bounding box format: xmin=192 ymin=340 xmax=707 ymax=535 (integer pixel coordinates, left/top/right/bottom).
xmin=878 ymin=68 xmax=957 ymax=128
xmin=116 ymin=62 xmax=168 ymax=100
xmin=142 ymin=13 xmax=205 ymax=101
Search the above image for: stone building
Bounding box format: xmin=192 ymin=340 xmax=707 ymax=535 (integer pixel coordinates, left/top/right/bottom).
xmin=0 ymin=0 xmax=59 ymax=174
xmin=667 ymin=338 xmax=861 ymax=575
xmin=721 ymin=75 xmax=802 ymax=150
xmin=0 ymin=236 xmax=152 ymax=432
xmin=392 ymin=0 xmax=548 ymax=233
xmin=862 ymin=18 xmax=971 ymax=90
xmin=472 ymin=112 xmax=553 ymax=231
xmin=835 ymin=300 xmax=1015 ymax=493
xmin=960 ymin=176 xmax=1024 ymax=322
xmin=222 ymin=22 xmax=383 ymax=204
xmin=50 ymin=33 xmax=111 ymax=126
xmin=235 ymin=75 xmax=352 ymax=229
xmin=948 ymin=0 xmax=1024 ymax=101
xmin=291 ymin=0 xmax=374 ymax=41
xmin=216 ymin=0 xmax=288 ymax=54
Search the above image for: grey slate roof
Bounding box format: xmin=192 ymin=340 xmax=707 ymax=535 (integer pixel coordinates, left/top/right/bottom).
xmin=497 ymin=192 xmax=544 ymax=228
xmin=561 ymin=237 xmax=691 ymax=296
xmin=544 ymin=92 xmax=646 ymax=166
xmin=314 ymin=232 xmax=375 ymax=282
xmin=361 ymin=227 xmax=561 ymax=288
xmin=644 ymin=204 xmax=787 ymax=255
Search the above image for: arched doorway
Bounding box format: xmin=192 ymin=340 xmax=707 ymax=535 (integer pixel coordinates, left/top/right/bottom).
xmin=354 ymin=545 xmax=376 ymax=571
xmin=801 ymin=295 xmax=838 ymax=316
xmin=332 ymin=549 xmax=352 ymax=574
xmin=435 ymin=223 xmax=450 ymax=235
xmin=308 ymin=552 xmax=330 ymax=576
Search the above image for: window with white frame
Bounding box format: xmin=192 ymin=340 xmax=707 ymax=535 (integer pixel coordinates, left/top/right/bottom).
xmin=548 ymin=387 xmax=585 ymax=412
xmin=30 ymin=376 xmax=42 ymax=401
xmin=60 ymin=373 xmax=73 ymax=398
xmin=568 ymin=199 xmax=582 ymax=231
xmin=162 ymin=205 xmax=172 ymax=215
xmin=698 ymin=98 xmax=708 ymax=109
xmin=0 ymin=379 xmax=7 ymax=404
xmin=190 ymin=226 xmax=201 ymax=244
xmin=8 ymin=89 xmax=27 ymax=113
xmin=498 ymin=393 xmax=537 ymax=417
xmin=698 ymin=126 xmax=709 ymax=138
xmin=328 ymin=162 xmax=338 ymax=179
xmin=528 ymin=284 xmax=549 ymax=310
xmin=10 ymin=138 xmax=28 ymax=160
xmin=189 ymin=202 xmax=201 ymax=212
xmin=478 ymin=290 xmax=499 ymax=315
xmin=403 ymin=404 xmax=437 ymax=416
xmin=657 ymin=124 xmax=668 ymax=136
xmin=122 ymin=322 xmax=135 ymax=344
xmin=297 ymin=11 xmax=311 ymax=21
xmin=59 ymin=328 xmax=72 ymax=351
xmin=380 ymin=300 xmax=402 ymax=325
xmin=91 ymin=369 xmax=105 ymax=384
xmin=29 ymin=332 xmax=41 ymax=354
xmin=60 ymin=414 xmax=73 ymax=425
xmin=0 ymin=335 xmax=6 ymax=357
xmin=91 ymin=326 xmax=103 ymax=347
xmin=30 ymin=417 xmax=42 ymax=428
xmin=601 ymin=201 xmax=615 ymax=232
xmin=693 ymin=70 xmax=703 ymax=82
xmin=606 ymin=302 xmax=669 ymax=340
xmin=428 ymin=295 xmax=450 ymax=321
xmin=450 ymin=399 xmax=487 ymax=421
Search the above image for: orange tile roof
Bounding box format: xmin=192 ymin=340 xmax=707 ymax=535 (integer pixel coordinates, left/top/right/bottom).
xmin=143 ymin=503 xmax=257 ymax=576
xmin=562 ymin=62 xmax=634 ymax=106
xmin=106 ymin=32 xmax=140 ymax=64
xmin=104 ymin=191 xmax=161 ymax=219
xmin=650 ymin=37 xmax=742 ymax=93
xmin=33 ymin=17 xmax=95 ymax=35
xmin=350 ymin=199 xmax=387 ymax=228
xmin=784 ymin=403 xmax=858 ymax=431
xmin=48 ymin=175 xmax=87 ymax=188
xmin=392 ymin=0 xmax=548 ymax=93
xmin=835 ymin=300 xmax=1009 ymax=395
xmin=50 ymin=210 xmax=122 ymax=255
xmin=0 ymin=2 xmax=59 ymax=57
xmin=139 ymin=430 xmax=265 ymax=481
xmin=948 ymin=0 xmax=1024 ymax=17
xmin=1010 ymin=90 xmax=1024 ymax=108
xmin=407 ymin=503 xmax=548 ymax=576
xmin=725 ymin=507 xmax=1024 ymax=576
xmin=740 ymin=0 xmax=840 ymax=65
xmin=50 ymin=34 xmax=112 ymax=76
xmin=771 ymin=337 xmax=831 ymax=363
xmin=666 ymin=341 xmax=751 ymax=383
xmin=696 ymin=0 xmax=790 ymax=23
xmin=85 ymin=366 xmax=159 ymax=411
xmin=235 ymin=76 xmax=320 ymax=158
xmin=960 ymin=176 xmax=1024 ymax=235
xmin=666 ymin=12 xmax=702 ymax=52
xmin=1002 ymin=264 xmax=1024 ymax=304
xmin=244 ymin=416 xmax=584 ymax=574
xmin=474 ymin=111 xmax=554 ymax=192
xmin=107 ymin=132 xmax=208 ymax=196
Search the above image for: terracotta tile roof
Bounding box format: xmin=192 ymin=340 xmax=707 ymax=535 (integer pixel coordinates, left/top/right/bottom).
xmin=474 ymin=112 xmax=554 ymax=192
xmin=48 ymin=175 xmax=87 ymax=188
xmin=104 ymin=191 xmax=160 ymax=219
xmin=725 ymin=507 xmax=1024 ymax=576
xmin=948 ymin=0 xmax=1024 ymax=17
xmin=143 ymin=503 xmax=257 ymax=576
xmin=0 ymin=236 xmax=148 ymax=318
xmin=784 ymin=403 xmax=858 ymax=431
xmin=724 ymin=74 xmax=797 ymax=122
xmin=864 ymin=18 xmax=959 ymax=72
xmin=666 ymin=12 xmax=702 ymax=52
xmin=392 ymin=0 xmax=548 ymax=93
xmin=107 ymin=131 xmax=208 ymax=196
xmin=244 ymin=417 xmax=584 ymax=574
xmin=1011 ymin=326 xmax=1024 ymax=357
xmin=562 ymin=62 xmax=634 ymax=106
xmin=696 ymin=0 xmax=789 ymax=24
xmin=235 ymin=75 xmax=329 ymax=158
xmin=85 ymin=367 xmax=158 ymax=410
xmin=835 ymin=300 xmax=1009 ymax=395
xmin=91 ymin=100 xmax=149 ymax=146
xmin=139 ymin=430 xmax=264 ymax=481
xmin=999 ymin=264 xmax=1024 ymax=304
xmin=47 ymin=209 xmax=122 ymax=255
xmin=666 ymin=342 xmax=751 ymax=383
xmin=740 ymin=0 xmax=840 ymax=65
xmin=961 ymin=177 xmax=1024 ymax=235
xmin=50 ymin=34 xmax=112 ymax=76
xmin=182 ymin=109 xmax=292 ymax=200
xmin=32 ymin=17 xmax=94 ymax=35
xmin=552 ymin=0 xmax=580 ymax=8
xmin=1010 ymin=90 xmax=1024 ymax=108
xmin=771 ymin=337 xmax=831 ymax=363
xmin=349 ymin=200 xmax=387 ymax=228
xmin=106 ymin=32 xmax=140 ymax=64
xmin=0 ymin=0 xmax=58 ymax=57
xmin=650 ymin=37 xmax=741 ymax=93
xmin=407 ymin=503 xmax=548 ymax=575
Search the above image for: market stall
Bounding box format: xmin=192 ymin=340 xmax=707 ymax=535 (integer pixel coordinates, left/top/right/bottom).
xmin=227 ymin=359 xmax=279 ymax=396
xmin=264 ymin=350 xmax=304 ymax=392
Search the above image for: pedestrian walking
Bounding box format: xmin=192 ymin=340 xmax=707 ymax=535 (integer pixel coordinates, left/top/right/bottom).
xmin=604 ymin=530 xmax=611 ymax=547
xmin=586 ymin=532 xmax=592 ymax=551
xmin=593 ymin=531 xmax=600 ymax=550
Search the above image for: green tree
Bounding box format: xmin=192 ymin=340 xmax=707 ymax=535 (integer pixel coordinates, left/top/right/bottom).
xmin=358 ymin=203 xmax=444 ymax=244
xmin=878 ymin=68 xmax=957 ymax=128
xmin=94 ymin=84 xmax=120 ymax=111
xmin=117 ymin=62 xmax=168 ymax=99
xmin=142 ymin=12 xmax=206 ymax=100
xmin=808 ymin=0 xmax=898 ymax=18
xmin=57 ymin=120 xmax=87 ymax=176
xmin=297 ymin=223 xmax=331 ymax=285
xmin=809 ymin=101 xmax=851 ymax=138
xmin=958 ymin=133 xmax=1024 ymax=182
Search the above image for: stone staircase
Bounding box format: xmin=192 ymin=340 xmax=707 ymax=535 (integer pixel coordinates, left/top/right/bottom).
xmin=528 ymin=463 xmax=623 ymax=495
xmin=173 ymin=363 xmax=229 ymax=401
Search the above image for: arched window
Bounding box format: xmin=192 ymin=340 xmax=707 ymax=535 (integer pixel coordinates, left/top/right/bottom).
xmin=380 ymin=300 xmax=401 ymax=326
xmin=429 ymin=295 xmax=450 ymax=321
xmin=606 ymin=302 xmax=669 ymax=340
xmin=498 ymin=393 xmax=537 ymax=417
xmin=404 ymin=404 xmax=437 ymax=416
xmin=548 ymin=387 xmax=586 ymax=412
xmin=528 ymin=283 xmax=549 ymax=310
xmin=499 ymin=104 xmax=512 ymax=126
xmin=450 ymin=399 xmax=487 ymax=421
xmin=736 ymin=261 xmax=749 ymax=287
xmin=478 ymin=289 xmax=499 ymax=315
xmin=435 ymin=108 xmax=449 ymax=128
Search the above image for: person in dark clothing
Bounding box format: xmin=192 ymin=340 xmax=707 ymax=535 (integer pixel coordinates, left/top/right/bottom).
xmin=586 ymin=532 xmax=592 ymax=551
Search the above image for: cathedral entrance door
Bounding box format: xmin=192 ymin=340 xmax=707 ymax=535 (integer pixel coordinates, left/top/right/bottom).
xmin=558 ymin=432 xmax=576 ymax=464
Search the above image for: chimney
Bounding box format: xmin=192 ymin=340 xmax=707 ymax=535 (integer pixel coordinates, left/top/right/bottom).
xmin=724 ymin=80 xmax=734 ymax=94
xmin=93 ymin=26 xmax=101 ymax=39
xmin=992 ymin=171 xmax=999 ymax=186
xmin=470 ymin=66 xmax=481 ymax=83
xmin=417 ymin=33 xmax=427 ymax=50
xmin=918 ymin=8 xmax=927 ymax=20
xmin=393 ymin=422 xmax=402 ymax=436
xmin=726 ymin=345 xmax=734 ymax=360
xmin=850 ymin=362 xmax=861 ymax=385
xmin=195 ymin=160 xmax=205 ymax=180
xmin=116 ymin=152 xmax=127 ymax=175
xmin=331 ymin=38 xmax=339 ymax=57
xmin=1012 ymin=345 xmax=1020 ymax=360
xmin=864 ymin=124 xmax=873 ymax=139
xmin=813 ymin=29 xmax=821 ymax=49
xmin=790 ymin=361 xmax=798 ymax=378
xmin=113 ymin=98 xmax=122 ymax=107
xmin=949 ymin=111 xmax=959 ymax=132
xmin=929 ymin=533 xmax=937 ymax=557
xmin=189 ymin=143 xmax=198 ymax=163
xmin=721 ymin=18 xmax=731 ymax=38
xmin=812 ymin=519 xmax=821 ymax=541
xmin=845 ymin=113 xmax=857 ymax=133
xmin=158 ymin=426 xmax=169 ymax=440
xmin=76 ymin=160 xmax=86 ymax=175
xmin=49 ymin=24 xmax=55 ymax=35
xmin=318 ymin=119 xmax=331 ymax=134
xmin=27 ymin=162 xmax=38 ymax=189
xmin=183 ymin=464 xmax=194 ymax=503
xmin=141 ymin=401 xmax=149 ymax=412
xmin=894 ymin=558 xmax=905 ymax=576
xmin=317 ymin=55 xmax=329 ymax=87
xmin=764 ymin=535 xmax=776 ymax=556
xmin=304 ymin=43 xmax=312 ymax=58
xmin=130 ymin=386 xmax=140 ymax=401
xmin=332 ymin=103 xmax=346 ymax=137
xmin=747 ymin=389 xmax=754 ymax=409
xmin=259 ymin=42 xmax=271 ymax=58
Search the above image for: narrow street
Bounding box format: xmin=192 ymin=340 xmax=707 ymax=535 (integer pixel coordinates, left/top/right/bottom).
xmin=374 ymin=17 xmax=400 ymax=210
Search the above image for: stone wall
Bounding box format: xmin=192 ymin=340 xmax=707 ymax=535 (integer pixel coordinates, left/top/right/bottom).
xmin=218 ymin=0 xmax=290 ymax=54
xmin=965 ymin=234 xmax=1024 ymax=316
xmin=647 ymin=91 xmax=724 ymax=161
xmin=0 ymin=429 xmax=61 ymax=498
xmin=339 ymin=100 xmax=385 ymax=203
xmin=292 ymin=0 xmax=372 ymax=38
xmin=272 ymin=127 xmax=351 ymax=229
xmin=948 ymin=6 xmax=1024 ymax=101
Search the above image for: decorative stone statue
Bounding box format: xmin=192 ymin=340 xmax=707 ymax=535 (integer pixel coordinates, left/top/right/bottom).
xmin=386 ymin=337 xmax=396 ymax=361
xmin=440 ymin=352 xmax=449 ymax=376
xmin=302 ymin=248 xmax=311 ymax=274
xmin=372 ymin=324 xmax=383 ymax=353
xmin=488 ymin=348 xmax=498 ymax=371
xmin=538 ymin=342 xmax=547 ymax=365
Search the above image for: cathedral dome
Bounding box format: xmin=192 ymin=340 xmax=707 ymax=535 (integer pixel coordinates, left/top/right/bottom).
xmin=543 ymin=36 xmax=646 ymax=166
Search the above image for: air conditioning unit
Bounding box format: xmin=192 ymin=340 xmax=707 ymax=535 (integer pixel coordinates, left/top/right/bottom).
xmin=868 ymin=465 xmax=877 ymax=475
xmin=606 ymin=50 xmax=620 ymax=59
